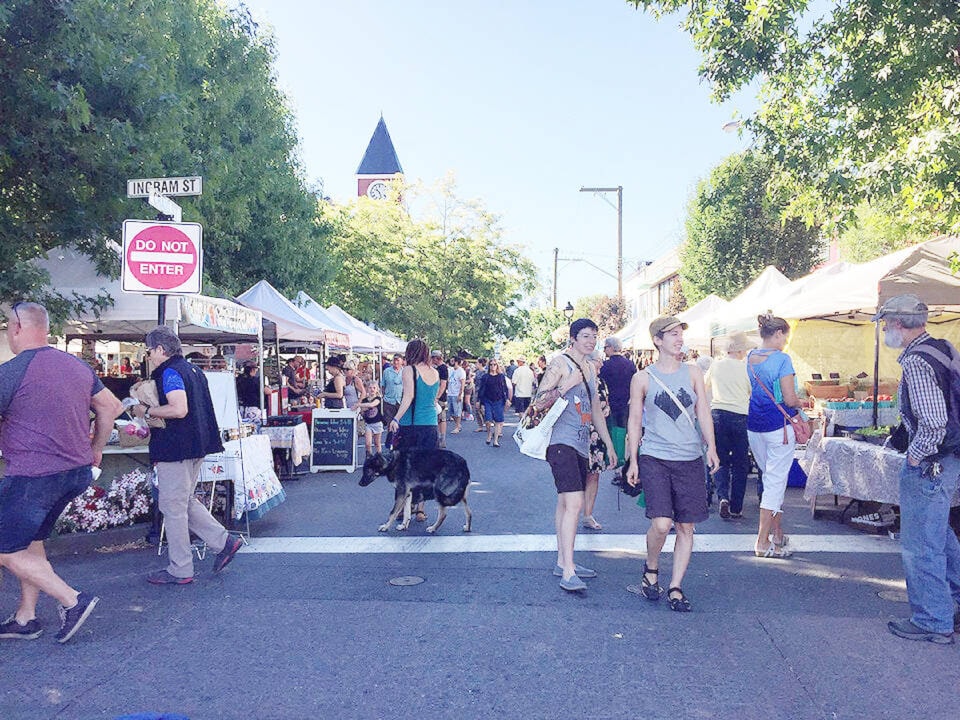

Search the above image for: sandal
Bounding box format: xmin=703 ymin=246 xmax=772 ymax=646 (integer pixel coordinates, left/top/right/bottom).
xmin=582 ymin=515 xmax=602 ymax=531
xmin=667 ymin=587 xmax=692 ymax=613
xmin=754 ymin=543 xmax=792 ymax=558
xmin=639 ymin=562 xmax=663 ymax=601
xmin=769 ymin=533 xmax=790 ymax=547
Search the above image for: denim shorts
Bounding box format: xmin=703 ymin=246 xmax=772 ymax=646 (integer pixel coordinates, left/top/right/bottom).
xmin=484 ymin=400 xmax=505 ymax=423
xmin=0 ymin=466 xmax=92 ymax=553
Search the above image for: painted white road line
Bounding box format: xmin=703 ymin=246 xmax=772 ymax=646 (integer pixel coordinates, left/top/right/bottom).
xmin=239 ymin=534 xmax=900 ymax=555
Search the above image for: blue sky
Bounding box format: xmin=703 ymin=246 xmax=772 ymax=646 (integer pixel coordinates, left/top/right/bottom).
xmin=235 ymin=1 xmax=754 ymax=305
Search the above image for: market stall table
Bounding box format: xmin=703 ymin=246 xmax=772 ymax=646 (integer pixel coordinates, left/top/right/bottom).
xmin=801 ymin=431 xmax=960 ymax=515
xmin=259 ymin=423 xmax=311 ymax=479
xmin=199 ymin=434 xmax=285 ymax=523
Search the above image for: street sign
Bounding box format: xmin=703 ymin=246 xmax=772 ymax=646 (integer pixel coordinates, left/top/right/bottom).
xmin=121 ymin=220 xmax=202 ymax=294
xmin=147 ymin=193 xmax=182 ymax=222
xmin=126 ymin=176 xmax=203 ymax=198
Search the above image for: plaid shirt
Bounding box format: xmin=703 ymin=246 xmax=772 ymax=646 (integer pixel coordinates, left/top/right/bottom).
xmin=898 ymin=332 xmax=949 ymax=461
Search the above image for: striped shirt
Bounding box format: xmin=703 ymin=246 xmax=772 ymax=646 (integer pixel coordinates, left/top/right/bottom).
xmin=898 ymin=332 xmax=949 ymax=461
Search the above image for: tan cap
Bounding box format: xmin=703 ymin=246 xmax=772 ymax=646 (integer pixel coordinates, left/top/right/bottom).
xmin=873 ymin=294 xmax=929 ymax=321
xmin=649 ymin=315 xmax=688 ymax=338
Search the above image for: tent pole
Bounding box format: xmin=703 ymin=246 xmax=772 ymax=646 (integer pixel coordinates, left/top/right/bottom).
xmin=872 ymin=320 xmax=880 ymax=427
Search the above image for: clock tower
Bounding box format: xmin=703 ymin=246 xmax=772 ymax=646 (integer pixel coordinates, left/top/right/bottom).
xmin=356 ymin=116 xmax=404 ymax=200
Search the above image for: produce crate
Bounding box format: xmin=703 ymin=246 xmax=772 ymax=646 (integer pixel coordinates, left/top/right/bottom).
xmin=804 ymin=382 xmax=849 ymax=399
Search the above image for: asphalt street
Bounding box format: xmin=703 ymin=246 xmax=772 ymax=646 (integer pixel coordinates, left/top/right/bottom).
xmin=2 ymin=415 xmax=959 ymax=720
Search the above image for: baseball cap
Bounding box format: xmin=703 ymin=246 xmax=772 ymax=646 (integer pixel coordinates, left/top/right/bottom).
xmin=649 ymin=315 xmax=688 ymax=338
xmin=872 ymin=294 xmax=929 ymax=321
xmin=430 ymin=350 xmax=443 ymax=358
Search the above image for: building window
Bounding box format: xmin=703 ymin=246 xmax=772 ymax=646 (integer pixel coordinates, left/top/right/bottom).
xmin=658 ymin=276 xmax=676 ymax=313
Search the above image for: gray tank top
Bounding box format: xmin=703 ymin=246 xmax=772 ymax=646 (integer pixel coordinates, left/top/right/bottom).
xmin=640 ymin=364 xmax=703 ymax=461
xmin=549 ymin=356 xmax=594 ymax=458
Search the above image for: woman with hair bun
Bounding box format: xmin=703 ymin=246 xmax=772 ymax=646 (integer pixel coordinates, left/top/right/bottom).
xmin=747 ymin=314 xmax=802 ymax=558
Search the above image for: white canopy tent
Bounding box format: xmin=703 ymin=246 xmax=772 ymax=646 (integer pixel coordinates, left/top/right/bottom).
xmin=678 ymin=294 xmax=729 ymax=352
xmin=293 ymin=292 xmax=377 ymax=352
xmin=34 ymin=247 xmax=263 ymax=344
xmin=325 ymin=303 xmax=406 ymax=353
xmin=711 ymin=265 xmax=792 ymax=336
xmin=236 ymin=280 xmax=345 ymax=347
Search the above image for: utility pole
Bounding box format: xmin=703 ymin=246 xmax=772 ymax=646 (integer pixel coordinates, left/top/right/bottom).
xmin=579 ymin=185 xmax=623 ymax=301
xmin=553 ymin=247 xmax=558 ymax=309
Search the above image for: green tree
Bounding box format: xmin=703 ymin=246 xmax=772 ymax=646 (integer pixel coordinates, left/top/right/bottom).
xmin=837 ymin=201 xmax=930 ymax=263
xmin=573 ymin=294 xmax=630 ymax=338
xmin=501 ymin=306 xmax=569 ymax=362
xmin=0 ymin=0 xmax=331 ymax=315
xmin=680 ymin=151 xmax=820 ymax=302
xmin=630 ymin=1 xmax=960 ymax=232
xmin=663 ymin=278 xmax=688 ymax=316
xmin=320 ymin=177 xmax=539 ymax=355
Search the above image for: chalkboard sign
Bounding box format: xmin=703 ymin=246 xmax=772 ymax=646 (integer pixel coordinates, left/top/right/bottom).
xmin=310 ymin=408 xmax=358 ymax=472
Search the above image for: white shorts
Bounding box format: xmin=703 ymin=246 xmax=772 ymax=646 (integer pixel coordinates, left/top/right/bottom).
xmin=748 ymin=425 xmax=795 ymax=514
xmin=364 ymin=421 xmax=384 ymax=435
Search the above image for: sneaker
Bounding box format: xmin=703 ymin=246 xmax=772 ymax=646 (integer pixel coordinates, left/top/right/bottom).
xmin=553 ymin=564 xmax=597 ymax=579
xmin=147 ymin=570 xmax=194 ymax=585
xmin=0 ymin=615 xmax=43 ymax=640
xmin=213 ymin=535 xmax=244 ymax=573
xmin=559 ymin=575 xmax=588 ymax=592
xmin=730 ymin=511 xmax=743 ymax=518
xmin=719 ymin=499 xmax=731 ymax=519
xmin=887 ymin=618 xmax=954 ymax=645
xmin=56 ymin=592 xmax=99 ymax=644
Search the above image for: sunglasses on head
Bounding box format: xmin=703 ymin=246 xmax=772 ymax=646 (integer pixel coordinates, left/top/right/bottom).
xmin=10 ymin=301 xmax=24 ymax=328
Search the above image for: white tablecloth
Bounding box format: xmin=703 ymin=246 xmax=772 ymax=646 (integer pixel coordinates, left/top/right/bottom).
xmin=199 ymin=434 xmax=285 ymax=520
xmin=259 ymin=423 xmax=311 ymax=466
xmin=801 ymin=434 xmax=905 ymax=505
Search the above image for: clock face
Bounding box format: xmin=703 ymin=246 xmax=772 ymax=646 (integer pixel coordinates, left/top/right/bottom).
xmin=366 ymin=181 xmax=389 ymax=200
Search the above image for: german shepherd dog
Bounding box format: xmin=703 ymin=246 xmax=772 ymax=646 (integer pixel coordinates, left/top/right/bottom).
xmin=359 ymin=449 xmax=472 ymax=533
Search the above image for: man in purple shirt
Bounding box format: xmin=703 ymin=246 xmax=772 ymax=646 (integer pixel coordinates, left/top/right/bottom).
xmin=0 ymin=302 xmax=122 ymax=643
xmin=600 ymin=336 xmax=636 ymax=467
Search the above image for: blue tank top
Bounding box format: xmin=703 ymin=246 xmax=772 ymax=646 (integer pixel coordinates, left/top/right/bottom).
xmin=399 ymin=369 xmax=439 ymax=427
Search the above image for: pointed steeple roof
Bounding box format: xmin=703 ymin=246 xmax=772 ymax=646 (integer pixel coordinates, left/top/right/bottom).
xmin=356 ymin=116 xmax=403 ymax=175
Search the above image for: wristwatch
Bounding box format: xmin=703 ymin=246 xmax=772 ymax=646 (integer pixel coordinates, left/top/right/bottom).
xmin=144 ymin=406 xmax=152 ymax=420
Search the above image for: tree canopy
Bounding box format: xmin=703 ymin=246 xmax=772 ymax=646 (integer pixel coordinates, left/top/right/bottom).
xmin=318 ymin=177 xmax=539 ymax=356
xmin=0 ymin=0 xmax=332 ymax=317
xmin=681 ymin=151 xmax=820 ymax=303
xmin=630 ymin=1 xmax=960 ymax=232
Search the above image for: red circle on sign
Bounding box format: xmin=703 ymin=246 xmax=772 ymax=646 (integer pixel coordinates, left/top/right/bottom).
xmin=126 ymin=225 xmax=198 ymax=291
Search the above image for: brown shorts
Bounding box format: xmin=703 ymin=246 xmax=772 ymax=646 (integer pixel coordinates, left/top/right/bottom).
xmin=547 ymin=444 xmax=589 ymax=494
xmin=638 ymin=455 xmax=708 ymax=523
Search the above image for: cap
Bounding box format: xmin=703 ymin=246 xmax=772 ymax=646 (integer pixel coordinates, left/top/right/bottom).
xmin=430 ymin=350 xmax=443 ymax=358
xmin=725 ymin=331 xmax=753 ymax=353
xmin=649 ymin=315 xmax=688 ymax=339
xmin=873 ymin=294 xmax=929 ymax=321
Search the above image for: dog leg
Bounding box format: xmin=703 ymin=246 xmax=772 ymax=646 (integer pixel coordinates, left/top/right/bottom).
xmin=427 ymin=505 xmax=447 ymax=534
xmin=461 ymin=496 xmax=472 ymax=533
xmin=397 ymin=492 xmax=413 ymax=531
xmin=379 ymin=495 xmax=406 ymax=532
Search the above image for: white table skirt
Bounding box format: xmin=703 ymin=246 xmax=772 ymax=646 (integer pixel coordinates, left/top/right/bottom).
xmin=199 ymin=434 xmax=285 ymax=520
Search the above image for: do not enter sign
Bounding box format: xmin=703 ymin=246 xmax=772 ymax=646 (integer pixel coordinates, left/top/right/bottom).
xmin=122 ymin=220 xmax=203 ymax=294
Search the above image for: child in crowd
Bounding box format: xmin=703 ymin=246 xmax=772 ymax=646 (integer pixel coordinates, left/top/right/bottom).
xmin=359 ymin=379 xmax=385 ymax=455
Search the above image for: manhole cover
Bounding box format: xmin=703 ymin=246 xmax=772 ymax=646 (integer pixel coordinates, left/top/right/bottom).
xmin=389 ymin=575 xmax=424 ymax=586
xmin=878 ymin=590 xmax=909 ymax=603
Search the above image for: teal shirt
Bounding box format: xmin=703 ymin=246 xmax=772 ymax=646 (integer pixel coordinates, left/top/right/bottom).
xmin=398 ymin=372 xmax=439 ymax=426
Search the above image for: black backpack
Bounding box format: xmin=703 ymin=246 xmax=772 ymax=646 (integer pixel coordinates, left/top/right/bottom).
xmin=906 ymin=338 xmax=960 ymax=455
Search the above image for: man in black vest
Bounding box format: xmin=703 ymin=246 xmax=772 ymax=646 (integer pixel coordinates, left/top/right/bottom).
xmin=135 ymin=326 xmax=242 ymax=585
xmin=875 ymin=294 xmax=960 ymax=644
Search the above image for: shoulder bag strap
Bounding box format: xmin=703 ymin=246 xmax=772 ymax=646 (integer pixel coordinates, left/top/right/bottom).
xmin=646 ymin=368 xmax=696 ymax=430
xmin=747 ymin=355 xmax=792 ymax=443
xmin=562 ymin=353 xmax=593 ymax=404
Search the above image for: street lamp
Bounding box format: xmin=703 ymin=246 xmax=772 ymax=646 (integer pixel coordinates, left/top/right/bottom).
xmin=579 ymin=185 xmax=623 ymax=300
xmin=563 ymin=301 xmax=575 ymax=325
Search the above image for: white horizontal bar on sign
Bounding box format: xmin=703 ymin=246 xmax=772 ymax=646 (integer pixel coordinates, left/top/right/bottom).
xmin=238 ymin=534 xmax=900 ymax=555
xmin=129 ymin=251 xmax=194 ymax=264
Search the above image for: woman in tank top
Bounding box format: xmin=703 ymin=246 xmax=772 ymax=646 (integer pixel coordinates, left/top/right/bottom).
xmin=388 ymin=339 xmax=440 ymax=452
xmin=625 ymin=315 xmax=720 ymax=613
xmin=535 ymin=318 xmax=617 ymax=593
